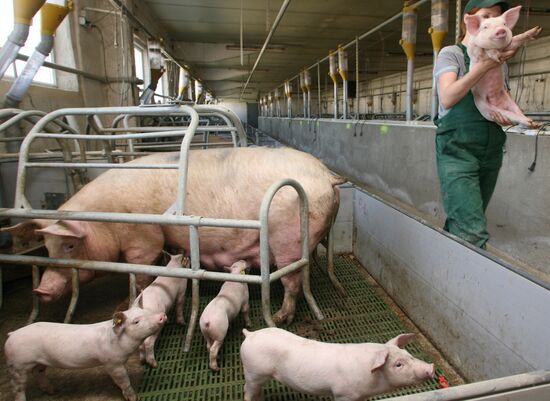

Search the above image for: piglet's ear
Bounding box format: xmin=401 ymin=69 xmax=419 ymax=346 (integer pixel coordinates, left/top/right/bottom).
xmin=371 ymin=349 xmax=389 ymax=372
xmin=386 ymin=333 xmax=415 ymax=348
xmin=502 ymin=5 xmax=521 ymax=30
xmin=112 ymin=311 xmax=126 ymax=334
xmin=464 ymin=14 xmax=482 ymax=36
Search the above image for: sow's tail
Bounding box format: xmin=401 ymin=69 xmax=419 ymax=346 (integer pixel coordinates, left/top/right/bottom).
xmin=330 ymin=173 xmax=346 ymax=186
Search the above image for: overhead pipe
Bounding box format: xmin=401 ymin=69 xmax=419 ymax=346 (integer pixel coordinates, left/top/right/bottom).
xmin=303 ymin=68 xmax=311 ymax=119
xmin=429 ymin=0 xmax=449 ymax=120
xmin=240 ymin=0 xmax=292 ymax=100
xmin=4 ymin=0 xmax=73 ymax=109
xmin=329 ymin=50 xmax=338 ymax=119
xmin=338 ymin=45 xmax=349 ymax=119
xmin=139 ymin=38 xmax=165 ymax=104
xmin=400 ymin=1 xmax=418 ymax=122
xmin=0 ymin=0 xmax=46 ymax=80
xmin=284 ymin=80 xmax=292 ymax=118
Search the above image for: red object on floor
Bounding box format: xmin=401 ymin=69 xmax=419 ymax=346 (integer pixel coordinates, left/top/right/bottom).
xmin=438 ymin=375 xmax=450 ymax=388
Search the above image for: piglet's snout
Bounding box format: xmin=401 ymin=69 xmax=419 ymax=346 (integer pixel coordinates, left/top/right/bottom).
xmin=157 ymin=313 xmax=168 ymax=325
xmin=494 ymin=28 xmax=507 ymax=39
xmin=424 ymin=363 xmax=436 ymax=380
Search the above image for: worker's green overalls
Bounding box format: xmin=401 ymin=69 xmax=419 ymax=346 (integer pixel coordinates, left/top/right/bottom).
xmin=435 ymin=43 xmax=506 ymax=248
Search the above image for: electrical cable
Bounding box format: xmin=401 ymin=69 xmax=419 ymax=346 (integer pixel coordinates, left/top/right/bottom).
xmin=528 ymin=122 xmax=550 ymax=172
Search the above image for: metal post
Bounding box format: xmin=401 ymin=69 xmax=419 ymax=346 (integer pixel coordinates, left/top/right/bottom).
xmin=406 ymin=58 xmax=414 ymax=121
xmin=184 ymin=224 xmax=200 ymax=352
xmin=431 ymin=51 xmax=439 ymax=119
xmin=356 ymin=38 xmax=360 ymax=119
xmin=317 ymin=63 xmax=321 ymax=117
xmin=456 ymin=0 xmax=462 ymax=43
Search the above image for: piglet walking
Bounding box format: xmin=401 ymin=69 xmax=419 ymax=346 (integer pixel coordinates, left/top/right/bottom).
xmin=466 ymin=5 xmax=542 ymax=127
xmin=137 ymin=253 xmax=189 ymax=368
xmin=4 ymin=307 xmax=167 ymax=401
xmin=199 ymin=260 xmax=251 ymax=371
xmin=240 ymin=328 xmax=435 ymax=401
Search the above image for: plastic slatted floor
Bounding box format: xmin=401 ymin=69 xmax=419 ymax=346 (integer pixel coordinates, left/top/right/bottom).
xmin=138 ymin=255 xmax=449 ymax=401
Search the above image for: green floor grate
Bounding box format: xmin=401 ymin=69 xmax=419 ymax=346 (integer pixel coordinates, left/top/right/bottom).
xmin=138 ymin=255 xmax=451 ymax=401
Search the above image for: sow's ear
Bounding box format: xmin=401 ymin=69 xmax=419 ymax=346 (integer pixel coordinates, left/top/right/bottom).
xmin=464 ymin=14 xmax=482 ymax=36
xmin=502 ymin=5 xmax=521 ymax=30
xmin=35 ymin=220 xmax=86 ymax=238
xmin=1 ymin=220 xmax=46 ymax=249
xmin=386 ymin=333 xmax=415 ymax=348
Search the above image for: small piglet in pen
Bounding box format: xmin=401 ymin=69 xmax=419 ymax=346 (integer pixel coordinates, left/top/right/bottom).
xmin=240 ymin=327 xmax=435 ymax=401
xmin=137 ymin=253 xmax=189 ymax=368
xmin=200 ymin=260 xmax=251 ymax=371
xmin=4 ymin=307 xmax=167 ymax=401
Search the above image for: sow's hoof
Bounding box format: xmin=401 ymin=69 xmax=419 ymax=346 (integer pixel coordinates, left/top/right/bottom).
xmin=272 ymin=309 xmax=295 ymax=326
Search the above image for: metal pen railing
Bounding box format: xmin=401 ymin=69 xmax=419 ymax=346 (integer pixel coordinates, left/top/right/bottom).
xmin=0 ymin=104 xmax=323 ymax=352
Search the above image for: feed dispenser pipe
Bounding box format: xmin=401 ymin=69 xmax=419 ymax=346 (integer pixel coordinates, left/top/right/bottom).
xmin=338 ymin=46 xmax=349 ymax=119
xmin=399 ymin=1 xmax=417 ymax=122
xmin=429 ymin=0 xmax=449 ymax=119
xmin=329 ymin=50 xmax=338 ymax=119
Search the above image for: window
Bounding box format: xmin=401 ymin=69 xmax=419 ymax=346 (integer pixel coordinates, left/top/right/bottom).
xmin=0 ymin=0 xmax=56 ymax=85
xmin=134 ymin=46 xmax=145 ymax=92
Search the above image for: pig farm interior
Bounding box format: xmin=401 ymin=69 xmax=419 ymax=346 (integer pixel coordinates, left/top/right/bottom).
xmin=0 ymin=0 xmax=550 ymax=400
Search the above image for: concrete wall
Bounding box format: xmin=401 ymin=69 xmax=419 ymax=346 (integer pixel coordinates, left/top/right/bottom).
xmin=258 ymin=117 xmax=550 ymax=277
xmin=353 ymin=188 xmax=550 ymax=381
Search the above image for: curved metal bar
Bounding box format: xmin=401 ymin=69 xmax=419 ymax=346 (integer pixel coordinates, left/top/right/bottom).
xmin=259 ymin=178 xmax=324 ymax=326
xmin=193 ymin=105 xmax=248 ymax=146
xmin=64 ymin=268 xmax=80 ymax=323
xmin=0 ymin=110 xmax=46 ymax=133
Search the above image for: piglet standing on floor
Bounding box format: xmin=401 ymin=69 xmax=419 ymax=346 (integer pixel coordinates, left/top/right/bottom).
xmin=466 ymin=5 xmax=542 ymax=127
xmin=137 ymin=253 xmax=190 ymax=368
xmin=4 ymin=307 xmax=167 ymax=401
xmin=199 ymin=260 xmax=251 ymax=371
xmin=240 ymin=328 xmax=435 ymax=401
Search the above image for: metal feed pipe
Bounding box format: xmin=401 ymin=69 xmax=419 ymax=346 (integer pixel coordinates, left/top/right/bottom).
xmin=329 ymin=50 xmax=338 ymax=119
xmin=4 ymin=0 xmax=73 ymax=108
xmin=400 ymin=1 xmax=418 ymax=122
xmin=429 ymin=0 xmax=449 ymax=120
xmin=266 ymin=0 xmax=430 ymax=117
xmin=240 ymin=0 xmax=292 ymax=99
xmin=0 ymin=0 xmax=45 ymax=80
xmin=304 ymin=68 xmax=311 ymax=118
xmin=284 ymin=80 xmax=292 ymax=118
xmin=338 ymin=46 xmax=349 ymax=119
xmin=139 ymin=39 xmax=165 ymax=105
